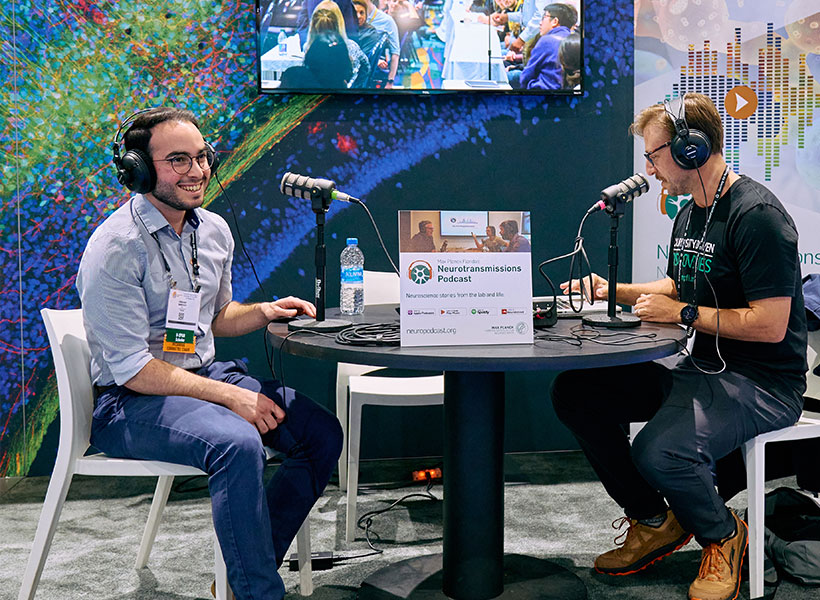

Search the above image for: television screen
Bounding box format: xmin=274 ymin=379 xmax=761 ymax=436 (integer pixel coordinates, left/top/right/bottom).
xmin=440 ymin=210 xmax=489 ymax=236
xmin=256 ymin=0 xmax=583 ymax=94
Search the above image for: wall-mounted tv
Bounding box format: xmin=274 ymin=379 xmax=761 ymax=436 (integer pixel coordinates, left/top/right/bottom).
xmin=255 ymin=0 xmax=583 ymax=94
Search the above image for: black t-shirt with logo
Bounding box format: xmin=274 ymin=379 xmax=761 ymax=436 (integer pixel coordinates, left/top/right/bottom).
xmin=666 ymin=175 xmax=807 ymax=404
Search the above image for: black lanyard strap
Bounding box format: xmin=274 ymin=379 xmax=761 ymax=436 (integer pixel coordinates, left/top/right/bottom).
xmin=677 ymin=167 xmax=730 ymax=303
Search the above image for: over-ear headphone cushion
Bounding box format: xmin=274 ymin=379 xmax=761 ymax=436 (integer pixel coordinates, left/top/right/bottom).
xmin=117 ymin=148 xmax=156 ymax=194
xmin=205 ymin=142 xmax=220 ymax=175
xmin=670 ymin=127 xmax=712 ymax=170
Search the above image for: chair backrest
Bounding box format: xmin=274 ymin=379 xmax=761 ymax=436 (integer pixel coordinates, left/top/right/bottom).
xmin=363 ymin=270 xmax=400 ymax=306
xmin=806 ymin=330 xmax=820 ymax=401
xmin=41 ymin=308 xmax=95 ymax=463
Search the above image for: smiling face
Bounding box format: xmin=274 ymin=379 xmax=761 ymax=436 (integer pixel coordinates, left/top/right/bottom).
xmin=146 ymin=120 xmax=211 ymax=217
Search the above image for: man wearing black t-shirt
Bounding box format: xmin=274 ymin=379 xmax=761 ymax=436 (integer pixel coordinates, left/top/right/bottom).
xmin=552 ymin=92 xmax=807 ymax=600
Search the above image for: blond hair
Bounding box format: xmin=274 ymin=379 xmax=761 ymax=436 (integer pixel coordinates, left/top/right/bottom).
xmin=307 ymin=1 xmax=348 ymax=49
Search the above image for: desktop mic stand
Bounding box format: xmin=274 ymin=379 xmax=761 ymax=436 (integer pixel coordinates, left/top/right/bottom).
xmin=288 ymin=188 xmax=352 ymax=333
xmin=583 ymin=195 xmax=641 ymax=329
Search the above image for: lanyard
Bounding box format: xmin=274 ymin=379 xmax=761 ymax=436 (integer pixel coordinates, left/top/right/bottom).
xmin=677 ymin=167 xmax=730 ymax=303
xmin=133 ymin=202 xmax=201 ymax=292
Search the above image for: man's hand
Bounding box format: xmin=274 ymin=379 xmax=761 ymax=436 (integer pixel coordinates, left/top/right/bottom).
xmin=378 ymin=58 xmax=388 ymax=70
xmin=261 ymin=296 xmax=316 ymax=321
xmin=561 ymin=273 xmax=608 ymax=302
xmin=509 ymin=36 xmax=524 ymax=53
xmin=228 ymin=387 xmax=286 ymax=434
xmin=633 ymin=293 xmax=682 ymax=323
xmin=491 ymin=12 xmax=508 ymax=25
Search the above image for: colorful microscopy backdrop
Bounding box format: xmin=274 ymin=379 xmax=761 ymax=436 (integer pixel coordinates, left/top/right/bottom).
xmin=1 ymin=0 xmax=635 ymax=476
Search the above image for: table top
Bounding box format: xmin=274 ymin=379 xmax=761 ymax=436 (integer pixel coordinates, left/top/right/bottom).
xmin=267 ymin=305 xmax=687 ymax=373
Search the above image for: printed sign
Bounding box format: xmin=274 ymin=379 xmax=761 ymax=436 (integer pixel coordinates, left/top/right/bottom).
xmin=398 ymin=210 xmax=533 ymax=347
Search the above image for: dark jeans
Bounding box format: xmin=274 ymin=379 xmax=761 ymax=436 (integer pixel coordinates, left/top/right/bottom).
xmin=551 ymin=358 xmax=802 ymax=545
xmin=91 ymin=360 xmax=343 ymax=600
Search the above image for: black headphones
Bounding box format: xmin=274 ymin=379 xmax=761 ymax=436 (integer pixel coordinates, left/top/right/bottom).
xmin=111 ymin=108 xmax=219 ymax=194
xmin=664 ymin=96 xmax=712 ymax=170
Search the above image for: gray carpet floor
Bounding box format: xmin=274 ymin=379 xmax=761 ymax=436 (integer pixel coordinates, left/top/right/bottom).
xmin=1 ymin=451 xmax=815 ymax=600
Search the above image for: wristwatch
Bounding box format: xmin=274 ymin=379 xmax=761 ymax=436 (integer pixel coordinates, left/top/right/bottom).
xmin=680 ymin=303 xmax=699 ymax=327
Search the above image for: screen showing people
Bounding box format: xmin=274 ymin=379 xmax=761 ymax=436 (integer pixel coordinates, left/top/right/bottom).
xmin=400 ymin=210 xmax=531 ymax=252
xmin=256 ymin=0 xmax=582 ymax=92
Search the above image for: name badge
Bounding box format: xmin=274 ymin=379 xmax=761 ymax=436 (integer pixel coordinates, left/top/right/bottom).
xmin=163 ymin=289 xmax=201 ymax=353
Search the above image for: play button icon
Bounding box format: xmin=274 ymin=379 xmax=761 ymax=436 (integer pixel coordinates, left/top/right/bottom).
xmin=725 ymin=86 xmax=758 ymax=120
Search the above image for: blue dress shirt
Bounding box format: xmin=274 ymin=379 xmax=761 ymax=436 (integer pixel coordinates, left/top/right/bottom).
xmin=76 ymin=194 xmax=234 ymax=386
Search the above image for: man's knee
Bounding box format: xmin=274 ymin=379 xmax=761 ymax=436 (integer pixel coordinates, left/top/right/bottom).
xmin=631 ymin=429 xmax=685 ymax=483
xmin=308 ymin=406 xmax=344 ymax=464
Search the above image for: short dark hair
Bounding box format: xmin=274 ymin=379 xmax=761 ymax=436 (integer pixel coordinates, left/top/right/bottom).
xmin=123 ymin=107 xmax=200 ymax=156
xmin=544 ymin=3 xmax=576 ymax=29
xmin=630 ymin=92 xmax=724 ymax=155
xmin=418 ymin=220 xmax=432 ymax=233
xmin=500 ymin=219 xmax=518 ymax=235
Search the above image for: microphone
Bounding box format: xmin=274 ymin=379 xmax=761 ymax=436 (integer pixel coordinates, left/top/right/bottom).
xmin=588 ymin=173 xmax=649 ymax=213
xmin=279 ymin=172 xmax=360 ymax=203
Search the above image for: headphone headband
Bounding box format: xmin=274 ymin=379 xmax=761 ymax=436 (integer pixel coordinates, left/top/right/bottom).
xmin=111 ymin=108 xmax=218 ymax=194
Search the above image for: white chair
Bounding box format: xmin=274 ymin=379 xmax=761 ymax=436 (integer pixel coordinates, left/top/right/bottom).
xmin=19 ymin=308 xmax=313 ymax=600
xmin=744 ymin=330 xmax=820 ymax=599
xmin=335 ymin=271 xmax=444 ymax=542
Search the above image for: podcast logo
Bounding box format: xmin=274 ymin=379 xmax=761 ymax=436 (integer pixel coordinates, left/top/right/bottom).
xmin=407 ymin=260 xmax=432 ymax=284
xmin=658 ymin=188 xmax=692 ymax=220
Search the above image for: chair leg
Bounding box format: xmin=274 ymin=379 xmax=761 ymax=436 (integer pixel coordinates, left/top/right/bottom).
xmin=745 ymin=438 xmax=766 ymax=600
xmin=345 ymin=398 xmax=364 ymax=543
xmin=213 ymin=536 xmax=234 ymax=600
xmin=135 ymin=475 xmax=174 ymax=569
xmin=337 ymin=386 xmax=349 ymax=493
xmin=18 ymin=463 xmax=75 ymax=600
xmin=296 ymin=518 xmax=313 ymax=596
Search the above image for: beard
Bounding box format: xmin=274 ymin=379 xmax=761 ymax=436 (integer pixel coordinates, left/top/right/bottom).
xmin=151 ymin=177 xmax=208 ymax=211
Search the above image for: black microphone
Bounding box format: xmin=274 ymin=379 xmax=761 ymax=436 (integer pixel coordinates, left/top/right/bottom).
xmin=588 ymin=173 xmax=650 ymax=213
xmin=279 ymin=172 xmax=359 ymax=203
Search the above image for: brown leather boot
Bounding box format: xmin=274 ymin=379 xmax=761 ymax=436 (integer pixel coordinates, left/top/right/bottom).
xmin=688 ymin=510 xmax=748 ymax=600
xmin=595 ymin=509 xmax=693 ymax=575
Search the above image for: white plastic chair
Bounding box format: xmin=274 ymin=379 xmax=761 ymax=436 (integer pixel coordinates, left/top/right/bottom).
xmin=744 ymin=331 xmax=820 ymax=599
xmin=19 ymin=308 xmax=313 ymax=600
xmin=335 ymin=271 xmax=444 ymax=542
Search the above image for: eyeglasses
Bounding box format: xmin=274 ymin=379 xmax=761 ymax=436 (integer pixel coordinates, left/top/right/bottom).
xmin=644 ymin=140 xmax=672 ymax=166
xmin=154 ymin=152 xmax=214 ymax=175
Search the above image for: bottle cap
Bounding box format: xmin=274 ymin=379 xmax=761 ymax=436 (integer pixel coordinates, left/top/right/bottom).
xmin=346 ymin=237 xmax=358 ymax=245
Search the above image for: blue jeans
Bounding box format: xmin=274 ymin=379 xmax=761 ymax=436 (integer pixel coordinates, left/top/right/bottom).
xmin=91 ymin=360 xmax=343 ymax=600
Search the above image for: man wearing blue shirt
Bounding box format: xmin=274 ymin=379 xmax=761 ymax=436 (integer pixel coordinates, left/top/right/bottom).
xmin=517 ymin=3 xmax=572 ymax=90
xmin=77 ymin=107 xmax=342 ymax=600
xmin=364 ymin=0 xmax=400 ymax=87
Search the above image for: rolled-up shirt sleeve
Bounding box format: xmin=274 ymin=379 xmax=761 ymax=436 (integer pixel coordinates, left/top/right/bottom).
xmin=77 ymin=230 xmax=155 ymax=386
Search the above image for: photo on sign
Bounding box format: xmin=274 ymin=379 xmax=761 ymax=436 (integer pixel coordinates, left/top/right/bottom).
xmin=399 ymin=210 xmax=531 ymax=253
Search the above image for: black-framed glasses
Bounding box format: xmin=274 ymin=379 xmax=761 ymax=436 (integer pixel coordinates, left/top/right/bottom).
xmin=154 ymin=152 xmax=214 ymax=175
xmin=644 ymin=140 xmax=672 ymax=166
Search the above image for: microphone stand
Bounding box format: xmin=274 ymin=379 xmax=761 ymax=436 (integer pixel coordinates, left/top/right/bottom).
xmin=582 ymin=193 xmax=641 ymax=329
xmin=288 ymin=187 xmax=352 ymax=333
xmin=488 ymin=5 xmax=492 ymax=81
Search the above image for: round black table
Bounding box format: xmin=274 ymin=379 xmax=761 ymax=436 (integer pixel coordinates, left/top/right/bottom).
xmin=267 ymin=306 xmax=686 ymax=600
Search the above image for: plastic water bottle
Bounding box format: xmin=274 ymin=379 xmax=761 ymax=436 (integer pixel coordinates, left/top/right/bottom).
xmin=340 ymin=238 xmax=365 ymax=315
xmin=277 ymin=30 xmax=287 ymax=55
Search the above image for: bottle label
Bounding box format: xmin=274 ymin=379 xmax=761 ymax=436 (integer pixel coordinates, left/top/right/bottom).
xmin=341 ymin=266 xmax=364 ymax=284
